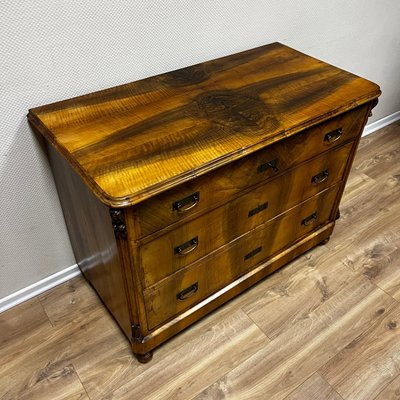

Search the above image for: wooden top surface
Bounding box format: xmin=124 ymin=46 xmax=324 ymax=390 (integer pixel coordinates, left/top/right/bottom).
xmin=28 ymin=42 xmax=380 ymax=207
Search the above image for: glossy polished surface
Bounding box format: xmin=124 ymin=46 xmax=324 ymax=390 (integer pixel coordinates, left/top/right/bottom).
xmin=133 ymin=104 xmax=368 ymax=238
xmin=28 ymin=43 xmax=381 ymax=361
xmin=144 ymin=186 xmax=340 ymax=329
xmin=140 ymin=144 xmax=352 ymax=287
xmin=28 ymin=42 xmax=380 ymax=206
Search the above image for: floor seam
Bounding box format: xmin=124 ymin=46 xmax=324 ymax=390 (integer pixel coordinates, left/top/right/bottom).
xmin=72 ymin=362 xmax=93 ymax=400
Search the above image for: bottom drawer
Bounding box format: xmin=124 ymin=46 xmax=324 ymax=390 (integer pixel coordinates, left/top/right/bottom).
xmin=144 ymin=185 xmax=339 ymax=329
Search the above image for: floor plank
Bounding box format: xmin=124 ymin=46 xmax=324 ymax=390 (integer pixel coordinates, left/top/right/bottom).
xmin=374 ymin=374 xmax=400 ymax=400
xmin=320 ymin=304 xmax=400 ymax=400
xmin=194 ymin=275 xmax=397 ymax=400
xmin=38 ymin=276 xmax=104 ymax=327
xmin=0 ymin=279 xmax=115 ymax=399
xmin=285 ymin=373 xmax=343 ymax=400
xmin=13 ymin=362 xmax=89 ymax=400
xmin=78 ymin=309 xmax=269 ymax=400
xmin=354 ymin=122 xmax=400 ymax=181
xmin=0 ymin=298 xmax=51 ymax=349
xmin=242 ymin=250 xmax=357 ymax=339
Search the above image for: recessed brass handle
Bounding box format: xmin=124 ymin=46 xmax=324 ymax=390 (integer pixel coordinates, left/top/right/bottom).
xmin=312 ymin=169 xmax=329 ymax=184
xmin=174 ymin=237 xmax=199 ymax=256
xmin=301 ymin=212 xmax=317 ymax=226
xmin=176 ymin=282 xmax=198 ymax=301
xmin=172 ymin=192 xmax=200 ymax=213
xmin=324 ymin=128 xmax=342 ymax=143
xmin=257 ymin=158 xmax=279 ymax=173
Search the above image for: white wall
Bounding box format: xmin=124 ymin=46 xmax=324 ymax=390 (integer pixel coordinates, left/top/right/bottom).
xmin=1 ymin=0 xmax=400 ymax=299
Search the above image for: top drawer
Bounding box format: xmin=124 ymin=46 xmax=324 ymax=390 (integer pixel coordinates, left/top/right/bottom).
xmin=133 ymin=105 xmax=368 ymax=238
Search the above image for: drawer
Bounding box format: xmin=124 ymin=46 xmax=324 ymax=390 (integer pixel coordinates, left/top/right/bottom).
xmin=140 ymin=141 xmax=352 ymax=287
xmin=134 ymin=105 xmax=367 ymax=238
xmin=143 ymin=185 xmax=339 ymax=329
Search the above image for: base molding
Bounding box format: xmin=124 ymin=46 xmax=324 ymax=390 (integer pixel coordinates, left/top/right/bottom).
xmin=363 ymin=111 xmax=400 ymax=137
xmin=0 ymin=264 xmax=81 ymax=313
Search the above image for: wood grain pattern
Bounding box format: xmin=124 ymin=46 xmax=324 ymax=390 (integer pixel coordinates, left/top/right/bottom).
xmin=133 ymin=104 xmax=367 ymax=238
xmin=194 ymin=275 xmax=397 ymax=400
xmin=0 ymin=298 xmax=51 ymax=349
xmin=144 ymin=186 xmax=339 ymax=329
xmin=1 ymin=125 xmax=399 ymax=399
xmin=27 ymin=43 xmax=379 ymax=207
xmin=107 ymin=310 xmax=269 ymax=400
xmin=140 ymin=142 xmax=352 ymax=286
xmin=242 ymin=244 xmax=357 ymax=340
xmin=135 ymin=224 xmax=334 ymax=354
xmin=69 ymin=278 xmax=270 ymax=400
xmin=38 ymin=276 xmax=106 ymax=327
xmin=285 ymin=373 xmax=343 ymax=400
xmin=47 ymin=144 xmax=133 ymax=338
xmin=320 ymin=304 xmax=400 ymax=400
xmin=374 ymin=374 xmax=400 ymax=400
xmin=16 ymin=363 xmax=89 ymax=400
xmin=0 ymin=277 xmax=116 ymax=400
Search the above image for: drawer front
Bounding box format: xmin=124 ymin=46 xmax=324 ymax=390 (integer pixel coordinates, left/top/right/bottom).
xmin=141 ymin=141 xmax=352 ymax=287
xmin=144 ymin=185 xmax=339 ymax=329
xmin=135 ymin=105 xmax=367 ymax=238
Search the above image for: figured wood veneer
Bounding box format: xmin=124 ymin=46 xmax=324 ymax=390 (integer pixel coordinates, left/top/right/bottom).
xmin=144 ymin=185 xmax=340 ymax=329
xmin=28 ymin=42 xmax=380 ymax=362
xmin=28 ymin=43 xmax=379 ymax=207
xmin=140 ymin=143 xmax=352 ymax=286
xmin=134 ymin=104 xmax=368 ymax=239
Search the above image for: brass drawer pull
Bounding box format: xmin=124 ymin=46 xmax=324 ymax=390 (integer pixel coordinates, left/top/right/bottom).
xmin=324 ymin=128 xmax=342 ymax=143
xmin=312 ymin=169 xmax=329 ymax=184
xmin=174 ymin=237 xmax=199 ymax=255
xmin=244 ymin=246 xmax=262 ymax=261
xmin=176 ymin=282 xmax=198 ymax=301
xmin=257 ymin=158 xmax=279 ymax=173
xmin=248 ymin=202 xmax=268 ymax=217
xmin=302 ymin=212 xmax=317 ymax=226
xmin=172 ymin=192 xmax=200 ymax=213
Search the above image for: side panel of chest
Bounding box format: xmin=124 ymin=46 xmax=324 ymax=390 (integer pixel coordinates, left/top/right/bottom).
xmin=46 ymin=144 xmax=135 ymax=339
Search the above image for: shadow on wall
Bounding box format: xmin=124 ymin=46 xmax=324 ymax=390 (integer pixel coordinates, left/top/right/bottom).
xmin=0 ymin=116 xmax=75 ymax=298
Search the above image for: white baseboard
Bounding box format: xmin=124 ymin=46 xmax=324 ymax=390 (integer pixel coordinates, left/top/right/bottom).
xmin=0 ymin=111 xmax=399 ymax=314
xmin=0 ymin=264 xmax=81 ymax=314
xmin=363 ymin=111 xmax=400 ymax=137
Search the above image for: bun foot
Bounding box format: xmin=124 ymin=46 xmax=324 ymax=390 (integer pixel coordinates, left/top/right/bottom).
xmin=319 ymin=237 xmax=330 ymax=245
xmin=135 ymin=351 xmax=153 ymax=364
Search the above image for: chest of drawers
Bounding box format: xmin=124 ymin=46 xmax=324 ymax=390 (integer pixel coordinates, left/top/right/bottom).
xmin=28 ymin=42 xmax=380 ymax=362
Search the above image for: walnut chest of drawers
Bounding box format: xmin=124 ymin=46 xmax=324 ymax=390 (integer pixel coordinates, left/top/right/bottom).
xmin=28 ymin=42 xmax=381 ymax=362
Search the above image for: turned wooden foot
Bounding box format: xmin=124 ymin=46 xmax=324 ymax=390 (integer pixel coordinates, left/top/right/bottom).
xmin=135 ymin=351 xmax=153 ymax=363
xmin=335 ymin=209 xmax=340 ymax=220
xmin=319 ymin=237 xmax=330 ymax=245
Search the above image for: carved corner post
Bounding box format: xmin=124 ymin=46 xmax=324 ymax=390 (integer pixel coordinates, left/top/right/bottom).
xmin=109 ymin=208 xmax=151 ymax=362
xmin=109 ymin=209 xmax=127 ymax=240
xmin=110 ymin=207 xmax=153 ymax=363
xmin=368 ymin=98 xmax=379 ymax=118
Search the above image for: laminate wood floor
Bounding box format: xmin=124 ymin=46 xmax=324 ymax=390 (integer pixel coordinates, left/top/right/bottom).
xmin=1 ymin=122 xmax=399 ymax=400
